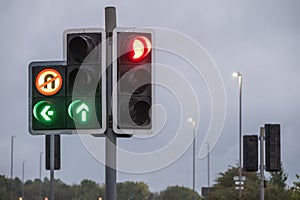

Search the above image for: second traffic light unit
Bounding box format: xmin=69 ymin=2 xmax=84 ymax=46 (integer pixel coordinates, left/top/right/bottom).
xmin=65 ymin=29 xmax=106 ymax=133
xmin=113 ymin=28 xmax=153 ymax=134
xmin=265 ymin=124 xmax=281 ymax=172
xmin=243 ymin=135 xmax=258 ymax=172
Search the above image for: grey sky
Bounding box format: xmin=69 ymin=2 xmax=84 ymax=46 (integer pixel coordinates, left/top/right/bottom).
xmin=1 ymin=0 xmax=300 ymax=193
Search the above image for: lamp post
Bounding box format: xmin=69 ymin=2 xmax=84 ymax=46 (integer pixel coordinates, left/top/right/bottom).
xmin=10 ymin=135 xmax=16 ymax=200
xmin=207 ymin=142 xmax=210 ymax=187
xmin=232 ymin=72 xmax=242 ymax=200
xmin=22 ymin=161 xmax=26 ymax=199
xmin=188 ymin=118 xmax=196 ymax=199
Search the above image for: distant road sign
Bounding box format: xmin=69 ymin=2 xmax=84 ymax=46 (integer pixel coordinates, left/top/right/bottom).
xmin=233 ymin=176 xmax=246 ymax=181
xmin=235 ymin=181 xmax=244 ymax=185
xmin=235 ymin=186 xmax=244 ymax=190
xmin=35 ymin=68 xmax=62 ymax=96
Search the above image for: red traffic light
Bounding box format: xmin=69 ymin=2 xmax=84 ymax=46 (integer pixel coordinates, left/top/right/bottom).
xmin=126 ymin=36 xmax=152 ymax=62
xmin=114 ymin=30 xmax=153 ymax=133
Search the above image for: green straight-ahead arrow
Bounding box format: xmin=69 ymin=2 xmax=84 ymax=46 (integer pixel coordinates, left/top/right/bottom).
xmin=76 ymin=103 xmax=89 ymax=122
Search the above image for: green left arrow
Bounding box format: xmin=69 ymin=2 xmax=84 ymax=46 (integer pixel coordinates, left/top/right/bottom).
xmin=33 ymin=101 xmax=56 ymax=124
xmin=40 ymin=105 xmax=54 ymax=121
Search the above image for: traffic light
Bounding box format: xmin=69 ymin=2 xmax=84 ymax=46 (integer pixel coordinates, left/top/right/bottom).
xmin=28 ymin=29 xmax=106 ymax=135
xmin=243 ymin=135 xmax=258 ymax=172
xmin=45 ymin=135 xmax=60 ymax=170
xmin=29 ymin=61 xmax=66 ymax=134
xmin=265 ymin=124 xmax=281 ymax=171
xmin=65 ymin=29 xmax=106 ymax=133
xmin=112 ymin=28 xmax=153 ymax=134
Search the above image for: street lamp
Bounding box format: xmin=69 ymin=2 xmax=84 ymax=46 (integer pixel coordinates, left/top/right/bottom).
xmin=207 ymin=142 xmax=210 ymax=187
xmin=188 ymin=117 xmax=196 ymax=199
xmin=22 ymin=161 xmax=26 ymax=199
xmin=10 ymin=135 xmax=16 ymax=199
xmin=232 ymin=71 xmax=242 ymax=200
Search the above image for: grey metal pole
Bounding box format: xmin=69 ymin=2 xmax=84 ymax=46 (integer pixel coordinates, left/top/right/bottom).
xmin=39 ymin=152 xmax=43 ymax=200
xmin=10 ymin=135 xmax=16 ymax=200
xmin=50 ymin=135 xmax=55 ymax=200
xmin=192 ymin=120 xmax=196 ymax=199
xmin=22 ymin=161 xmax=25 ymax=199
xmin=260 ymin=127 xmax=265 ymax=200
xmin=238 ymin=73 xmax=242 ymax=200
xmin=105 ymin=6 xmax=117 ymax=200
xmin=106 ymin=130 xmax=116 ymax=200
xmin=207 ymin=142 xmax=210 ymax=187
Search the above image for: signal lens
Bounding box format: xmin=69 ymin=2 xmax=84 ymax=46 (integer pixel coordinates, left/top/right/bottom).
xmin=68 ymin=36 xmax=95 ymax=63
xmin=127 ymin=36 xmax=151 ymax=62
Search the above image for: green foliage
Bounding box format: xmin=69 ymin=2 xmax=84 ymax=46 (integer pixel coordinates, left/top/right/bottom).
xmin=0 ymin=175 xmax=10 ymax=200
xmin=265 ymin=163 xmax=291 ymax=199
xmin=290 ymin=174 xmax=300 ymax=200
xmin=265 ymin=183 xmax=292 ymax=200
xmin=206 ymin=166 xmax=260 ymax=200
xmin=157 ymin=185 xmax=201 ymax=200
xmin=0 ymin=176 xmax=104 ymax=200
xmin=269 ymin=163 xmax=288 ymax=189
xmin=77 ymin=179 xmax=104 ymax=200
xmin=205 ymin=164 xmax=295 ymax=200
xmin=117 ymin=181 xmax=151 ymax=200
xmin=1 ymin=167 xmax=299 ymax=200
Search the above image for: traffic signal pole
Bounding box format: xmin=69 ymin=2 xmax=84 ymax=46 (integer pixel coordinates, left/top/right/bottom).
xmin=105 ymin=7 xmax=117 ymax=200
xmin=259 ymin=127 xmax=265 ymax=200
xmin=50 ymin=135 xmax=55 ymax=200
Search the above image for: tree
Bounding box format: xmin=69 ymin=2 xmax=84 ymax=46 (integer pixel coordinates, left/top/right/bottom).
xmin=157 ymin=185 xmax=201 ymax=200
xmin=77 ymin=179 xmax=104 ymax=200
xmin=117 ymin=181 xmax=151 ymax=200
xmin=0 ymin=175 xmax=9 ymax=200
xmin=269 ymin=163 xmax=288 ymax=189
xmin=290 ymin=174 xmax=300 ymax=200
xmin=266 ymin=163 xmax=291 ymax=199
xmin=205 ymin=165 xmax=260 ymax=200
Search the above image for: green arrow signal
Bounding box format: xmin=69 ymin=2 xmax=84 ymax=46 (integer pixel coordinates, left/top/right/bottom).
xmin=68 ymin=100 xmax=91 ymax=123
xmin=40 ymin=105 xmax=54 ymax=121
xmin=33 ymin=101 xmax=56 ymax=124
xmin=76 ymin=103 xmax=89 ymax=122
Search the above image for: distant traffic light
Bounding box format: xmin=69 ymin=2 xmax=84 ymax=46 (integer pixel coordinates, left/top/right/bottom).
xmin=46 ymin=135 xmax=60 ymax=170
xmin=113 ymin=29 xmax=153 ymax=134
xmin=265 ymin=124 xmax=281 ymax=172
xmin=243 ymin=135 xmax=258 ymax=172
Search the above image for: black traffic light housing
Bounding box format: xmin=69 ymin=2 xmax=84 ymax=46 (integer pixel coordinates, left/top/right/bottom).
xmin=265 ymin=124 xmax=281 ymax=172
xmin=112 ymin=28 xmax=153 ymax=134
xmin=243 ymin=135 xmax=258 ymax=172
xmin=65 ymin=29 xmax=106 ymax=133
xmin=29 ymin=61 xmax=67 ymax=135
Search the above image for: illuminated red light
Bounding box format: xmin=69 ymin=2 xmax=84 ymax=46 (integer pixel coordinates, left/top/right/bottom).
xmin=126 ymin=36 xmax=151 ymax=62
